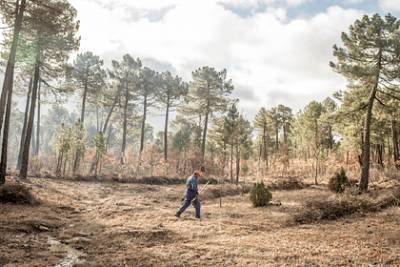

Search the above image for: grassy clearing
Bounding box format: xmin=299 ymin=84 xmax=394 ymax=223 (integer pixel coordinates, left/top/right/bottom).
xmin=1 ymin=177 xmax=400 ymax=266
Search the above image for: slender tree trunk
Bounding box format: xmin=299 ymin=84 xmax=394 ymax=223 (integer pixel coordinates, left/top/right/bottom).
xmin=328 ymin=125 xmax=333 ymax=150
xmin=176 ymin=149 xmax=181 ymax=174
xmin=230 ymin=144 xmax=233 ymax=183
xmin=17 ymin=77 xmax=32 ymax=170
xmin=106 ymin=126 xmax=112 ymax=148
xmin=262 ymin=124 xmax=268 ymax=169
xmin=392 ymin=120 xmax=399 ymax=163
xmin=201 ymin=110 xmax=209 ymax=163
xmin=163 ymin=96 xmax=170 ymax=161
xmin=0 ymin=0 xmax=26 ymax=184
xmin=314 ymin=157 xmax=318 ymax=185
xmin=183 ymin=148 xmax=187 ymax=175
xmin=235 ymin=146 xmax=240 ymax=185
xmin=121 ymin=82 xmax=128 ymax=164
xmin=19 ymin=52 xmax=40 ymax=180
xmin=0 ymin=0 xmax=26 ymax=144
xmin=73 ymin=77 xmax=88 ymax=173
xmin=31 ymin=119 xmax=36 ymax=153
xmin=35 ymin=78 xmax=41 ymax=156
xmin=196 ymin=115 xmax=202 ymax=149
xmin=56 ymin=150 xmax=63 ymax=176
xmin=376 ymin=144 xmax=384 ymax=169
xmin=274 ymin=118 xmax=279 ymax=152
xmin=222 ymin=141 xmax=226 ymax=177
xmin=140 ymin=94 xmax=148 ymax=154
xmin=0 ymin=61 xmax=17 ymax=182
xmin=360 ymin=48 xmax=382 ymax=191
xmin=96 ymin=105 xmax=99 ymax=132
xmin=81 ymin=77 xmax=88 ymax=125
xmin=283 ymin=123 xmax=287 ymax=145
xmin=102 ymin=90 xmax=120 ymax=135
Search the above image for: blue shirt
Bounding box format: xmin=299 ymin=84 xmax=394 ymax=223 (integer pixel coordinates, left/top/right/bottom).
xmin=186 ymin=175 xmax=198 ymax=194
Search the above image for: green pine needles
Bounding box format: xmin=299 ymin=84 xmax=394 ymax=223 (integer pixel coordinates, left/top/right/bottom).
xmin=328 ymin=167 xmax=349 ymax=193
xmin=250 ymin=182 xmax=272 ymax=207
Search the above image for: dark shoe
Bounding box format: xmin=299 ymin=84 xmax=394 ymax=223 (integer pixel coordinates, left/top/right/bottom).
xmin=175 ymin=213 xmax=180 ymax=218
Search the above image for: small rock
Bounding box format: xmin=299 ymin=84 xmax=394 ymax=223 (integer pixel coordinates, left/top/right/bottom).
xmin=38 ymin=225 xmax=50 ymax=231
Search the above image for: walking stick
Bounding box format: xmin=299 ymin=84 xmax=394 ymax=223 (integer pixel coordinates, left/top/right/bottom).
xmin=199 ymin=181 xmax=211 ymax=194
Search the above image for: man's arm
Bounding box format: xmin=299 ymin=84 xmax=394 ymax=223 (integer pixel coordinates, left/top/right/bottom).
xmin=192 ymin=178 xmax=198 ymax=195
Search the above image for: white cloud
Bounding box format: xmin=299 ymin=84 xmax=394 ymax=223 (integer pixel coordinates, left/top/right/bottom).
xmin=285 ymin=0 xmax=313 ymax=6
xmin=379 ymin=0 xmax=400 ymax=11
xmin=2 ymin=0 xmax=365 ymax=128
xmin=72 ymin=1 xmax=362 ymax=118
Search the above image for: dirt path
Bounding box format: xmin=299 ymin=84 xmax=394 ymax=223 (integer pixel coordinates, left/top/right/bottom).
xmin=1 ymin=178 xmax=400 ymax=266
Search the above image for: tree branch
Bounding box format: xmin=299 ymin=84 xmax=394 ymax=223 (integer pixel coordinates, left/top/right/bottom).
xmin=377 ymin=89 xmax=400 ymax=102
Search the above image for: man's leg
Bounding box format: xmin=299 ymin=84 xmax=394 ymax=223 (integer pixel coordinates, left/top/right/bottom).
xmin=176 ymin=196 xmax=192 ymax=217
xmin=192 ymin=198 xmax=201 ymax=219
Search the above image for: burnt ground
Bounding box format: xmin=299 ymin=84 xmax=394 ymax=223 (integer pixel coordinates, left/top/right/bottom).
xmin=1 ymin=177 xmax=400 ymax=266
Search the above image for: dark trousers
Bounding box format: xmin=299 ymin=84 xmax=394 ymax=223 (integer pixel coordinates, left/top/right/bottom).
xmin=176 ymin=192 xmax=201 ymax=218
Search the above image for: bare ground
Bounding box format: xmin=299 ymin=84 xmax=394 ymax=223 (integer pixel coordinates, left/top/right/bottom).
xmin=1 ymin=177 xmax=400 ymax=266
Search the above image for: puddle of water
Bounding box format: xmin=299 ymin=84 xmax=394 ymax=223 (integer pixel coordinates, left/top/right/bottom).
xmin=47 ymin=236 xmax=86 ymax=267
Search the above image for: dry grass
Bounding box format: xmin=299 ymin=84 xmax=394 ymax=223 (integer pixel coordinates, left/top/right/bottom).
xmin=293 ymin=187 xmax=400 ymax=224
xmin=1 ymin=177 xmax=400 ymax=266
xmin=268 ymin=178 xmax=306 ymax=191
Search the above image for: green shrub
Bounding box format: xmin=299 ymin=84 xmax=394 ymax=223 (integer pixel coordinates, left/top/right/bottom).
xmin=328 ymin=167 xmax=349 ymax=193
xmin=250 ymin=182 xmax=272 ymax=207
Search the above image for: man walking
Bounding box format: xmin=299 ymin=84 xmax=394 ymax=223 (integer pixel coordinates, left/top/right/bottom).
xmin=175 ymin=170 xmax=202 ymax=219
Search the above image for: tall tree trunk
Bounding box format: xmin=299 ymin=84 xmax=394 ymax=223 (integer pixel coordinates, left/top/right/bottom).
xmin=35 ymin=78 xmax=41 ymax=156
xmin=360 ymin=48 xmax=382 ymax=191
xmin=201 ymin=110 xmax=209 ymax=163
xmin=121 ymin=82 xmax=128 ymax=164
xmin=163 ymin=95 xmax=170 ymax=161
xmin=73 ymin=77 xmax=88 ymax=173
xmin=222 ymin=141 xmax=226 ymax=177
xmin=376 ymin=144 xmax=384 ymax=169
xmin=31 ymin=118 xmax=36 ymax=153
xmin=81 ymin=77 xmax=88 ymax=125
xmin=106 ymin=126 xmax=112 ymax=148
xmin=392 ymin=120 xmax=399 ymax=164
xmin=275 ymin=119 xmax=279 ymax=152
xmin=19 ymin=53 xmax=40 ymax=180
xmin=17 ymin=77 xmax=32 ymax=170
xmin=102 ymin=87 xmax=120 ymax=136
xmin=235 ymin=146 xmax=240 ymax=185
xmin=0 ymin=0 xmax=26 ymax=145
xmin=328 ymin=125 xmax=333 ymax=150
xmin=96 ymin=105 xmax=99 ymax=132
xmin=197 ymin=115 xmax=202 ymax=149
xmin=283 ymin=123 xmax=287 ymax=145
xmin=102 ymin=97 xmax=117 ymax=135
xmin=140 ymin=94 xmax=148 ymax=154
xmin=230 ymin=144 xmax=233 ymax=183
xmin=90 ymin=96 xmax=118 ymax=173
xmin=0 ymin=0 xmax=26 ymax=184
xmin=262 ymin=124 xmax=268 ymax=168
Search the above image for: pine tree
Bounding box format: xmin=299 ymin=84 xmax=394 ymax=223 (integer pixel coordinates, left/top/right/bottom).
xmin=186 ymin=66 xmax=233 ymax=163
xmin=254 ymin=108 xmax=270 ymax=169
xmin=18 ymin=0 xmax=80 ymax=179
xmin=158 ymin=71 xmax=188 ymax=162
xmin=330 ymin=14 xmax=400 ymax=190
xmin=108 ymin=54 xmax=141 ymax=164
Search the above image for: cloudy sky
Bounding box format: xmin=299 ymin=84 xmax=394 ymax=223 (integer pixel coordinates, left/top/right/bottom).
xmin=2 ymin=0 xmax=400 ymax=128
